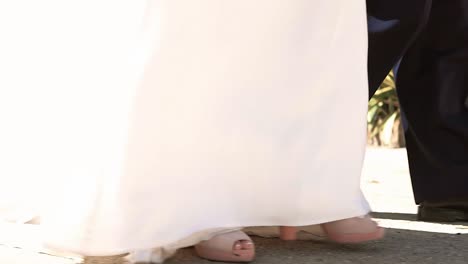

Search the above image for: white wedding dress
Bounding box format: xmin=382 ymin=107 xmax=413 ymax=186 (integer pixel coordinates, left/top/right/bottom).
xmin=0 ymin=0 xmax=369 ymax=262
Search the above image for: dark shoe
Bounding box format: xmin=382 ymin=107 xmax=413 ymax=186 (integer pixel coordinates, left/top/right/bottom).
xmin=418 ymin=201 xmax=468 ymax=222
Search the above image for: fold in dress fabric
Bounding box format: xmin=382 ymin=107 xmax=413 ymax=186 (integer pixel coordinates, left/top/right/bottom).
xmin=0 ymin=1 xmax=369 ymax=262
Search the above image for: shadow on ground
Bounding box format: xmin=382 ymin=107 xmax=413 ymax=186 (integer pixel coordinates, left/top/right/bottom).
xmin=371 ymin=212 xmax=418 ymax=221
xmin=166 ymin=228 xmax=468 ymax=264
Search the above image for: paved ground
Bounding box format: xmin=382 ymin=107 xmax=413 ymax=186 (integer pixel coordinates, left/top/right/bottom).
xmin=168 ymin=230 xmax=468 ymax=264
xmin=1 ymin=148 xmax=468 ymax=263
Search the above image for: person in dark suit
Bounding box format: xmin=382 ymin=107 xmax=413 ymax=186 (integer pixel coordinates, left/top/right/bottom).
xmin=368 ymin=0 xmax=468 ymax=222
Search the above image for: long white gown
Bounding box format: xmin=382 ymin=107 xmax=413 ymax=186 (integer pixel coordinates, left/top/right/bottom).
xmin=0 ymin=0 xmax=369 ymax=262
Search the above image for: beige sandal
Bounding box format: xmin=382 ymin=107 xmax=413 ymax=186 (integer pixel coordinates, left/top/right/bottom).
xmin=195 ymin=230 xmax=255 ymax=262
xmin=82 ymin=253 xmax=129 ymax=264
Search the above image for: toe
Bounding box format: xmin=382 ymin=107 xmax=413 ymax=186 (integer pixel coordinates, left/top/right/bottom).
xmin=233 ymin=240 xmax=254 ymax=256
xmin=240 ymin=240 xmax=254 ymax=250
xmin=233 ymin=241 xmax=242 ymax=251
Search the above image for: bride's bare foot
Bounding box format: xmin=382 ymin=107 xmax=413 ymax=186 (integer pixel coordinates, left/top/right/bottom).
xmin=280 ymin=215 xmax=385 ymax=243
xmin=322 ymin=215 xmax=385 ymax=243
xmin=195 ymin=230 xmax=255 ymax=262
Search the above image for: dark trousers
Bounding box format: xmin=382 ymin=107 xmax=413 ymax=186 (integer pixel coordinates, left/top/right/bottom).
xmin=368 ymin=0 xmax=468 ymax=204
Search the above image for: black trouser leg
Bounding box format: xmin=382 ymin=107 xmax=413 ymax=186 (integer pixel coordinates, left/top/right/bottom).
xmin=397 ymin=0 xmax=468 ymax=204
xmin=367 ymin=0 xmax=432 ymax=96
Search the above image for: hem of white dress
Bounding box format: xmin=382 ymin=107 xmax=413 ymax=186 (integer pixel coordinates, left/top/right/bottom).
xmin=44 ymin=206 xmax=371 ymax=258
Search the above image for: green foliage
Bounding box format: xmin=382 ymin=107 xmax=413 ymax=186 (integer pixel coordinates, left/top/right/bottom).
xmin=368 ymin=72 xmax=403 ymax=147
